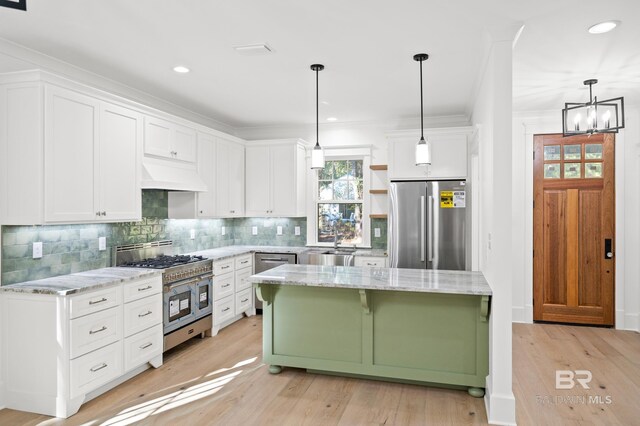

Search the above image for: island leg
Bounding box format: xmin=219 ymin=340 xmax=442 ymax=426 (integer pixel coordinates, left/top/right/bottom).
xmin=468 ymin=387 xmax=485 ymax=398
xmin=268 ymin=365 xmax=282 ymax=374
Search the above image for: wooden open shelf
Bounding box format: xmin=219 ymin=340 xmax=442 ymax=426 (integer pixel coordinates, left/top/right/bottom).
xmin=369 ymin=214 xmax=388 ymax=219
xmin=369 ymin=189 xmax=388 ymax=195
xmin=369 ymin=164 xmax=388 ymax=171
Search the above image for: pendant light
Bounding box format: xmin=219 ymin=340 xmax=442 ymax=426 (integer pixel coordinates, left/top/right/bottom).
xmin=561 ymin=79 xmax=625 ymax=137
xmin=414 ymin=53 xmax=431 ymax=165
xmin=310 ymin=64 xmax=325 ymax=170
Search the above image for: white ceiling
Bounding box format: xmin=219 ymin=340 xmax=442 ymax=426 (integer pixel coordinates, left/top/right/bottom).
xmin=0 ymin=0 xmax=638 ymax=129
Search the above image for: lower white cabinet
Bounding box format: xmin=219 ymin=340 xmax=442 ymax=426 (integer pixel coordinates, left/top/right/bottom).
xmin=0 ymin=274 xmax=163 ymax=418
xmin=212 ymin=255 xmax=254 ymax=334
xmin=354 ymin=256 xmax=388 ymax=268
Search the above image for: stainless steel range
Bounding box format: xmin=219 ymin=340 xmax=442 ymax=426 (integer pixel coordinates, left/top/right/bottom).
xmin=114 ymin=241 xmax=213 ymax=351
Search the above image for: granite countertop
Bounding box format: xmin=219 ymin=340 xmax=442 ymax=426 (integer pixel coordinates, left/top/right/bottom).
xmin=189 ymin=245 xmax=387 ymax=262
xmin=246 ymin=264 xmax=491 ymax=296
xmin=0 ymin=268 xmax=161 ymax=296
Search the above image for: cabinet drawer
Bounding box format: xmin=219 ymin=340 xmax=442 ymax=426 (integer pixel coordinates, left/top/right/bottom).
xmin=214 ymin=295 xmax=235 ymax=325
xmin=124 ymin=324 xmax=163 ymax=372
xmin=213 ymin=272 xmax=234 ymax=301
xmin=70 ymin=286 xmax=121 ymax=319
xmin=235 ymin=254 xmax=253 ymax=270
xmin=124 ymin=293 xmax=162 ymax=337
xmin=123 ymin=276 xmax=162 ymax=303
xmin=213 ymin=258 xmax=235 ymax=275
xmin=70 ymin=340 xmax=123 ymax=399
xmin=354 ymin=257 xmax=387 ymax=268
xmin=235 ymin=288 xmax=252 ymax=314
xmin=70 ymin=306 xmax=122 ymax=359
xmin=235 ymin=266 xmax=253 ymax=291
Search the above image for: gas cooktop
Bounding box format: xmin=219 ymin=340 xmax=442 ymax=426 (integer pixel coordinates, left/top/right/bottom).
xmin=120 ymin=254 xmax=207 ymax=269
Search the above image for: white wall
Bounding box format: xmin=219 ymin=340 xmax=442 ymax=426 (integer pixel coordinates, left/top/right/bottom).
xmin=511 ymin=107 xmax=640 ymax=331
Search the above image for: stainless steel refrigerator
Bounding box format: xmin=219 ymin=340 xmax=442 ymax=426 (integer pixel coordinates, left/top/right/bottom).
xmin=389 ymin=180 xmax=467 ymax=270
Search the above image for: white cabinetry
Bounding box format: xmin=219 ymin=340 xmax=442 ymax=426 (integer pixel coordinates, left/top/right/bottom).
xmin=245 ymin=139 xmax=306 ymax=217
xmin=387 ymin=127 xmax=472 ymax=180
xmin=0 ymin=275 xmax=163 ymax=418
xmin=216 ymin=138 xmax=245 ymax=217
xmin=144 ymin=116 xmax=196 ymax=163
xmin=0 ymin=73 xmax=142 ymax=225
xmin=212 ymin=254 xmax=254 ymax=335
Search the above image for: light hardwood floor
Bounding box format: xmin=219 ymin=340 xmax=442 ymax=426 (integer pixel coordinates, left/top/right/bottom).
xmin=0 ymin=318 xmax=638 ymax=425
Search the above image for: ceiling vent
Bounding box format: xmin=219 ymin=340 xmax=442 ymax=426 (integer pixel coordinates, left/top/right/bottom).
xmin=233 ymin=43 xmax=274 ymax=56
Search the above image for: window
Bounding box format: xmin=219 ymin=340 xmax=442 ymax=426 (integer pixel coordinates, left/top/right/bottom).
xmin=317 ymin=160 xmax=363 ymax=245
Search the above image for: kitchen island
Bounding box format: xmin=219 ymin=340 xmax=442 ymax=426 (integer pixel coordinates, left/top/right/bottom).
xmin=247 ymin=265 xmax=491 ymax=397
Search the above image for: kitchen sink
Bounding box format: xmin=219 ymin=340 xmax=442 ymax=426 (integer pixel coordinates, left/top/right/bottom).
xmin=303 ymin=250 xmax=355 ymax=267
xmin=322 ymin=249 xmax=357 ymax=255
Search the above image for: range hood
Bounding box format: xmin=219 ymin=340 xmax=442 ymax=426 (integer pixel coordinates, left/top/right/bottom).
xmin=141 ymin=158 xmax=208 ymax=192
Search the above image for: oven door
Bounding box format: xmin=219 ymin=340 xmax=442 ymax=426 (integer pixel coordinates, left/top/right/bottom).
xmin=195 ymin=276 xmax=213 ymax=319
xmin=163 ymin=281 xmax=197 ymax=335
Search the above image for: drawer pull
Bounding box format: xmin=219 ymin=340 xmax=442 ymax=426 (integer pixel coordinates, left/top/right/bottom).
xmin=241 ymin=298 xmax=249 ymax=303
xmin=221 ymin=265 xmax=230 ymax=269
xmin=89 ymin=297 xmax=107 ymax=305
xmin=241 ymin=260 xmax=249 ymax=264
xmin=222 ymin=307 xmax=231 ymax=312
xmin=89 ymin=326 xmax=107 ymax=335
xmin=138 ymin=285 xmax=153 ymax=292
xmin=222 ymin=283 xmax=231 ymax=288
xmin=139 ymin=342 xmax=153 ymax=350
xmin=138 ymin=310 xmax=153 ymax=318
xmin=366 ymin=263 xmax=375 ymax=266
xmin=90 ymin=363 xmax=108 ymax=373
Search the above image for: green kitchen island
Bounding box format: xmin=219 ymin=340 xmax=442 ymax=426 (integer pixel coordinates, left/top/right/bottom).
xmin=247 ymin=264 xmax=492 ymax=397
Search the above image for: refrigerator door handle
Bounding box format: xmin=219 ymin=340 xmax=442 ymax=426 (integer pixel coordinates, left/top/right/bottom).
xmin=420 ymin=196 xmax=426 ymax=262
xmin=427 ymin=195 xmax=434 ymax=262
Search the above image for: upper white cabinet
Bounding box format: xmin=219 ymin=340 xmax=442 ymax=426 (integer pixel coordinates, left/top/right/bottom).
xmin=144 ymin=116 xmax=196 ymax=163
xmin=0 ymin=73 xmax=142 ymax=225
xmin=245 ymin=139 xmax=307 ymax=217
xmin=216 ymin=138 xmax=245 ymax=217
xmin=387 ymin=127 xmax=472 ymax=180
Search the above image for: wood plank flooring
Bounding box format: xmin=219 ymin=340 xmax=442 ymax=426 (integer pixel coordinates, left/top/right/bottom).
xmin=0 ymin=318 xmax=638 ymax=425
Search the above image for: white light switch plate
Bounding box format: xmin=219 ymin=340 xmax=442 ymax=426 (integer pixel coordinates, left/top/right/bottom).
xmin=33 ymin=242 xmax=43 ymax=259
xmin=252 ymin=226 xmax=258 ymax=235
xmin=295 ymin=226 xmax=301 ymax=236
xmin=221 ymin=226 xmax=226 ymax=236
xmin=190 ymin=229 xmax=196 ymax=240
xmin=374 ymin=228 xmax=381 ymax=238
xmin=98 ymin=237 xmax=106 ymax=251
xmin=277 ymin=226 xmax=283 ymax=235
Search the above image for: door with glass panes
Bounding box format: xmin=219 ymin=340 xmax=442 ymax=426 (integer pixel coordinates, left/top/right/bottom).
xmin=533 ymin=133 xmax=614 ymax=325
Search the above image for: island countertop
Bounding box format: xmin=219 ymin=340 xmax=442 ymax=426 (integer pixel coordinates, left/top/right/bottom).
xmin=246 ymin=264 xmax=491 ymax=296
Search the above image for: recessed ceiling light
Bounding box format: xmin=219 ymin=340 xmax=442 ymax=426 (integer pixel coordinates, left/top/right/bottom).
xmin=588 ymin=21 xmax=619 ymax=34
xmin=173 ymin=66 xmax=190 ymax=73
xmin=327 ymin=117 xmax=337 ymax=122
xmin=321 ymin=101 xmax=330 ymax=106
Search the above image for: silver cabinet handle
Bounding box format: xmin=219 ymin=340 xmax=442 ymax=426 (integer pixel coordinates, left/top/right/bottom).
xmin=366 ymin=262 xmax=375 ymax=266
xmin=240 ymin=260 xmax=249 ymax=264
xmin=221 ymin=265 xmax=230 ymax=269
xmin=241 ymin=298 xmax=249 ymax=303
xmin=138 ymin=285 xmax=152 ymax=292
xmin=138 ymin=311 xmax=152 ymax=318
xmin=95 ymin=212 xmax=100 ymax=216
xmin=420 ymin=196 xmax=426 ymax=262
xmin=139 ymin=342 xmax=153 ymax=350
xmin=89 ymin=326 xmax=107 ymax=335
xmin=90 ymin=363 xmax=108 ymax=372
xmin=222 ymin=283 xmax=231 ymax=288
xmin=101 ymin=211 xmax=106 ymax=216
xmin=89 ymin=297 xmax=107 ymax=305
xmin=222 ymin=307 xmax=230 ymax=312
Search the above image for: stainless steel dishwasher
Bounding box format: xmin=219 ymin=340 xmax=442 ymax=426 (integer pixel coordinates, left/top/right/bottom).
xmin=254 ymin=252 xmax=297 ymax=313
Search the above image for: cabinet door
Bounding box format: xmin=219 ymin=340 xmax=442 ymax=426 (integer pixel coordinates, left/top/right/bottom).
xmin=227 ymin=142 xmax=245 ymax=216
xmin=98 ymin=103 xmax=142 ymax=221
xmin=144 ymin=117 xmax=172 ymax=159
xmin=197 ymin=133 xmax=216 ymax=217
xmin=44 ymin=85 xmax=99 ymax=222
xmin=270 ymin=144 xmax=296 ymax=216
xmin=245 ymin=145 xmax=271 ymax=216
xmin=215 ymin=139 xmax=230 ymax=216
xmin=173 ymin=125 xmax=197 ymax=163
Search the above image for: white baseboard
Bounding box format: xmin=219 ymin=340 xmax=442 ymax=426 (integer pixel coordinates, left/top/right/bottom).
xmin=512 ymin=306 xmax=525 ymax=323
xmin=0 ymin=379 xmax=5 ymax=411
xmin=623 ymin=312 xmax=639 ymax=332
xmin=484 ymin=375 xmax=516 ymax=425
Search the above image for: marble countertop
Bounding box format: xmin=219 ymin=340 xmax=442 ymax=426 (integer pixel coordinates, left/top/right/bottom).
xmin=246 ymin=264 xmax=491 ymax=296
xmin=0 ymin=268 xmax=161 ymax=296
xmin=189 ymin=245 xmax=387 ymax=262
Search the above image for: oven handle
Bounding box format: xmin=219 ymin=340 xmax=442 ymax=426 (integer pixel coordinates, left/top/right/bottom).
xmin=260 ymin=258 xmax=289 ymax=263
xmin=165 ymin=275 xmax=212 ymax=290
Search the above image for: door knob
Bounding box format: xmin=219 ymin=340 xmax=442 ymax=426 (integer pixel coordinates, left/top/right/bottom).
xmin=607 ymin=252 xmax=613 ymax=258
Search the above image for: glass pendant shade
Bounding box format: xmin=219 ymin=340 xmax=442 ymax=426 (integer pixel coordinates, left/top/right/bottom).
xmin=415 ymin=136 xmax=431 ymax=165
xmin=311 ymin=143 xmax=325 ymax=170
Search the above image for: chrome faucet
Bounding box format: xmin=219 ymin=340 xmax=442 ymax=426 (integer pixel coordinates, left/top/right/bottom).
xmin=333 ymin=221 xmax=341 ymax=249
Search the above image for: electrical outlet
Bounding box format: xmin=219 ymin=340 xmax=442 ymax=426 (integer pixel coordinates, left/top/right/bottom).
xmin=252 ymin=226 xmax=258 ymax=235
xmin=374 ymin=228 xmax=381 ymax=238
xmin=190 ymin=229 xmax=196 ymax=240
xmin=98 ymin=237 xmax=106 ymax=251
xmin=295 ymin=226 xmax=301 ymax=236
xmin=277 ymin=226 xmax=283 ymax=235
xmin=33 ymin=242 xmax=43 ymax=259
xmin=221 ymin=226 xmax=226 ymax=236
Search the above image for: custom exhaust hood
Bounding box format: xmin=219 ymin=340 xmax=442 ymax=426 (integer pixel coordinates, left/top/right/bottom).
xmin=141 ymin=157 xmax=207 ymax=192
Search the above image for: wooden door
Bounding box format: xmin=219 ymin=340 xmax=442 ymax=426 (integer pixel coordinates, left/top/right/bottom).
xmin=533 ymin=133 xmax=615 ymax=325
